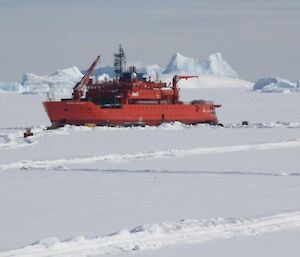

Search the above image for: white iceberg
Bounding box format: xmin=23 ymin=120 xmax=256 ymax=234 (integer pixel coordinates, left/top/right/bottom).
xmin=253 ymin=77 xmax=299 ymax=93
xmin=0 ymin=52 xmax=250 ymax=94
xmin=0 ymin=82 xmax=25 ymax=93
xmin=21 ymin=66 xmax=84 ymax=94
xmin=163 ymin=52 xmax=239 ymax=78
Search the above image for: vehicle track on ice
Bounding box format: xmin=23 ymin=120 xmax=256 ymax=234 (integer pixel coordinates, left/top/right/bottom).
xmin=53 ymin=168 xmax=300 ymax=177
xmin=1 ymin=212 xmax=300 ymax=257
xmin=0 ymin=138 xmax=300 ymax=170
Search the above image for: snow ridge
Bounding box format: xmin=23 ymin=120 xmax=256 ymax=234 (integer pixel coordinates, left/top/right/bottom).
xmin=1 ymin=212 xmax=300 ymax=257
xmin=1 ymin=138 xmax=300 ymax=170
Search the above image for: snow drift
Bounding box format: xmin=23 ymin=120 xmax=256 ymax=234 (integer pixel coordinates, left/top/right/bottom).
xmin=1 ymin=212 xmax=300 ymax=257
xmin=253 ymin=77 xmax=300 ymax=93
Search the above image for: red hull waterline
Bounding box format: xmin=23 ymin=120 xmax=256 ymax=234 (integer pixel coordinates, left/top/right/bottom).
xmin=43 ymin=101 xmax=220 ymax=127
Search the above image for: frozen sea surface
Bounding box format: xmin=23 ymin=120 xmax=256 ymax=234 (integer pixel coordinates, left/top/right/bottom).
xmin=0 ymin=88 xmax=300 ymax=256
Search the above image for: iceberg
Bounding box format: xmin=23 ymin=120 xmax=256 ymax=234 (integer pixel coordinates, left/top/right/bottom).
xmin=0 ymin=82 xmax=25 ymax=93
xmin=21 ymin=66 xmax=84 ymax=94
xmin=0 ymin=52 xmax=251 ymax=94
xmin=253 ymin=77 xmax=299 ymax=93
xmin=163 ymin=52 xmax=239 ymax=78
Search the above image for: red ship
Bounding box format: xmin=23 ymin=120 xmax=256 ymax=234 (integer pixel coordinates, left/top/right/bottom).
xmin=43 ymin=46 xmax=221 ymax=127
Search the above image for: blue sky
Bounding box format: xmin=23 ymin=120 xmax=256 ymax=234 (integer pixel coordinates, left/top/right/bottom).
xmin=0 ymin=0 xmax=300 ymax=81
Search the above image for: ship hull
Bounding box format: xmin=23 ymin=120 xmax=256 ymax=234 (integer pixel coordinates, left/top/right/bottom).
xmin=43 ymin=100 xmax=219 ymax=127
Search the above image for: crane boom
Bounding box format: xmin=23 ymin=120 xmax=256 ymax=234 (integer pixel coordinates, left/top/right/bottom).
xmin=172 ymin=75 xmax=198 ymax=89
xmin=171 ymin=75 xmax=198 ymax=103
xmin=172 ymin=75 xmax=198 ymax=86
xmin=73 ymin=55 xmax=101 ymax=100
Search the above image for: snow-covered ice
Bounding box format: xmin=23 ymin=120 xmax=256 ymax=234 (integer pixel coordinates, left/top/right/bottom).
xmin=0 ymin=85 xmax=300 ymax=257
xmin=1 ymin=212 xmax=299 ymax=257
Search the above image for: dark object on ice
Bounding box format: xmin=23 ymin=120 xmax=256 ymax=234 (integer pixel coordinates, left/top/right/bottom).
xmin=217 ymin=123 xmax=224 ymax=127
xmin=24 ymin=129 xmax=33 ymax=138
xmin=241 ymin=121 xmax=249 ymax=126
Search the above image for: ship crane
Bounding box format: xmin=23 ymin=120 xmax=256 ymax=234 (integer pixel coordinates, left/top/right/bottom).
xmin=172 ymin=75 xmax=199 ymax=88
xmin=72 ymin=55 xmax=101 ymax=100
xmin=172 ymin=75 xmax=198 ymax=103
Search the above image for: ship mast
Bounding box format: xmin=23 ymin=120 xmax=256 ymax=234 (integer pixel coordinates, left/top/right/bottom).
xmin=114 ymin=44 xmax=126 ymax=80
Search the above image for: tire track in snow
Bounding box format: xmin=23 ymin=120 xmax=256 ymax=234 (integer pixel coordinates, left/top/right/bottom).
xmin=1 ymin=138 xmax=300 ymax=170
xmin=52 ymin=168 xmax=300 ymax=177
xmin=1 ymin=212 xmax=300 ymax=257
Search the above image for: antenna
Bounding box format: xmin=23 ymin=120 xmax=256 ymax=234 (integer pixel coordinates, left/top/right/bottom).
xmin=114 ymin=44 xmax=126 ymax=79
